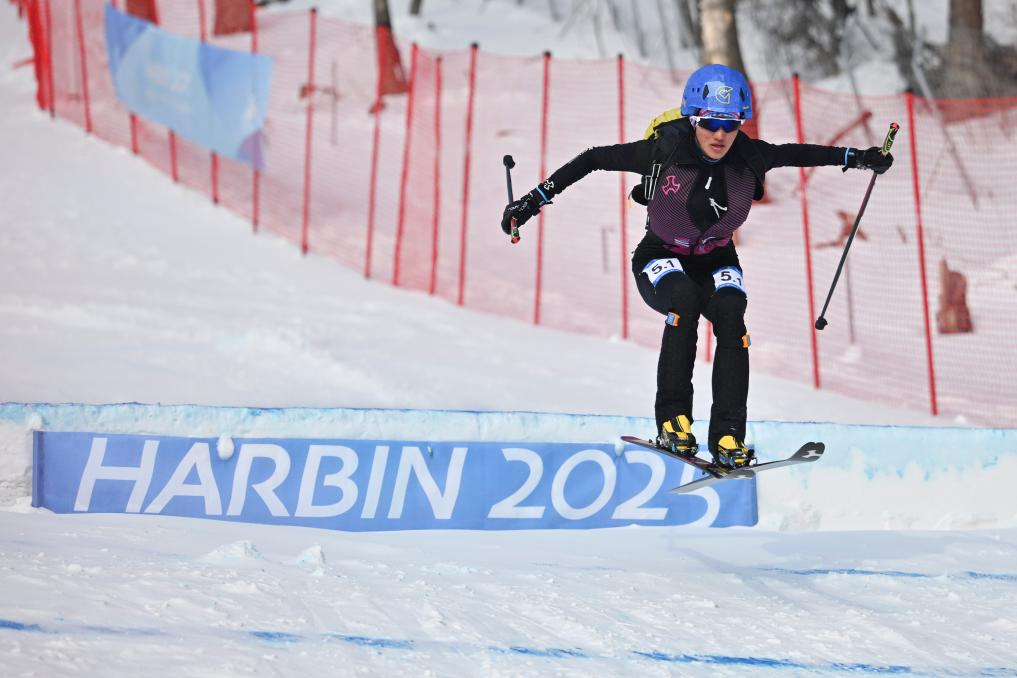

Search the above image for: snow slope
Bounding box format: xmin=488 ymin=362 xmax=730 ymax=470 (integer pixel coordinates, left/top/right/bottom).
xmin=2 ymin=5 xmax=1017 ymax=677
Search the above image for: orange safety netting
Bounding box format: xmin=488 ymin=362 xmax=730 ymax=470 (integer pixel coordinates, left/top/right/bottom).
xmin=22 ymin=0 xmax=1017 ymax=426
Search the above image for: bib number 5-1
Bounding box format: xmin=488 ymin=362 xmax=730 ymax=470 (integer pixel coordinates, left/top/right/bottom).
xmin=712 ymin=266 xmax=746 ymax=295
xmin=643 ymin=258 xmax=684 ymax=287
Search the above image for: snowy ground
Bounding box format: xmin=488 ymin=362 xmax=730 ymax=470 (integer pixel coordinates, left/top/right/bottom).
xmin=4 ymin=511 xmax=1017 ymax=677
xmin=2 ymin=4 xmax=1017 ymax=677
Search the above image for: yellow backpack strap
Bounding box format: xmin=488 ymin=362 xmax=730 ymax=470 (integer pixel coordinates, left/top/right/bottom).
xmin=643 ymin=107 xmax=685 ymax=140
xmin=639 ymin=108 xmax=685 ymax=203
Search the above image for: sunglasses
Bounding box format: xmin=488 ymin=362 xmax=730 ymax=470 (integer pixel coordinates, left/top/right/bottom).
xmin=691 ymin=116 xmax=743 ymax=133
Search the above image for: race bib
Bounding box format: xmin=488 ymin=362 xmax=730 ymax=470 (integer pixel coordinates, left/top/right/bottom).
xmin=642 ymin=258 xmax=683 ymax=287
xmin=713 ymin=266 xmax=746 ymax=295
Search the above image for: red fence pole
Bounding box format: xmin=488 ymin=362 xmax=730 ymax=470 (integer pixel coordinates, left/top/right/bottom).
xmin=169 ymin=131 xmax=179 ymax=181
xmin=108 ymin=0 xmax=137 ymax=152
xmin=906 ymin=91 xmax=939 ymax=416
xmin=429 ymin=55 xmax=443 ymax=295
xmin=210 ymin=137 xmax=220 ymax=199
xmin=392 ymin=43 xmax=419 ymax=287
xmin=300 ymin=8 xmax=318 ymax=255
xmin=250 ymin=0 xmax=260 ymax=231
xmin=534 ymin=50 xmax=551 ymax=326
xmin=197 ymin=0 xmax=207 ymax=40
xmin=196 ymin=0 xmax=220 ymax=204
xmin=456 ymin=43 xmax=478 ymax=305
xmin=364 ymin=48 xmax=383 ymax=279
xmin=72 ymin=0 xmax=92 ymax=134
xmin=147 ymin=9 xmax=178 ymax=181
xmin=792 ymin=73 xmax=821 ymax=389
xmin=43 ymin=0 xmax=54 ymax=118
xmin=129 ymin=113 xmax=139 ymax=153
xmin=617 ymin=53 xmax=629 ymax=340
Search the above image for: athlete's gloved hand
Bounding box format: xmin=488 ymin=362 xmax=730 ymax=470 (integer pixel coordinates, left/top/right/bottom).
xmin=500 ymin=187 xmax=552 ymax=236
xmin=629 ymin=183 xmax=648 ymax=206
xmin=844 ymin=146 xmax=894 ymax=175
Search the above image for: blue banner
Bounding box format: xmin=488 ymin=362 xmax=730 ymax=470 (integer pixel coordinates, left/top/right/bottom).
xmin=103 ymin=5 xmax=272 ymax=169
xmin=32 ymin=432 xmax=757 ymax=529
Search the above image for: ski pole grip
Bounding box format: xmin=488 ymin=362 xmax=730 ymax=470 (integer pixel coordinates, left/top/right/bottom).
xmin=881 ymin=122 xmax=900 ymax=156
xmin=503 ymin=155 xmax=520 ymax=244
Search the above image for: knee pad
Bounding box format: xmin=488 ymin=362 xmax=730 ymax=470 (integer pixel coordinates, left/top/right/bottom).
xmin=662 ymin=282 xmax=703 ymax=329
xmin=641 ymin=268 xmax=701 ymax=318
xmin=668 ymin=282 xmax=701 ymax=316
xmin=708 ymin=288 xmax=748 ymax=348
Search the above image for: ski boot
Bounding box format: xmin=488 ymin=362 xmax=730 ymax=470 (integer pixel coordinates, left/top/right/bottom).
xmin=657 ymin=414 xmax=698 ymax=457
xmin=710 ymin=435 xmax=755 ymax=469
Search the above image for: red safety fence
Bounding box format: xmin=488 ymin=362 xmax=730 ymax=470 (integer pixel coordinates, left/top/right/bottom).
xmin=17 ymin=0 xmax=1017 ymax=427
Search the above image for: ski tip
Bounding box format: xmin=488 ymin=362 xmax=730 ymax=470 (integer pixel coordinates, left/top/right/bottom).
xmin=793 ymin=442 xmax=825 ymax=462
xmin=669 ymin=468 xmax=753 ymax=494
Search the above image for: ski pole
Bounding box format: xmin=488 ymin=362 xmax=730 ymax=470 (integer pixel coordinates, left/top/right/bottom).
xmin=503 ymin=154 xmax=520 ymax=244
xmin=815 ymin=122 xmax=899 ymax=331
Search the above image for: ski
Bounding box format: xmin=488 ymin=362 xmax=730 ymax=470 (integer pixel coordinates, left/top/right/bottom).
xmin=620 ymin=436 xmax=825 ymax=494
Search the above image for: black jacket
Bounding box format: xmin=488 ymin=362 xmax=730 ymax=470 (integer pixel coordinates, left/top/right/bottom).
xmin=541 ymin=118 xmax=849 ymax=232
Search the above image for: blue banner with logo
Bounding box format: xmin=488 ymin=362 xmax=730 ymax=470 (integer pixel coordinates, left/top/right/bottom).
xmin=103 ymin=5 xmax=272 ymax=169
xmin=32 ymin=432 xmax=756 ymax=529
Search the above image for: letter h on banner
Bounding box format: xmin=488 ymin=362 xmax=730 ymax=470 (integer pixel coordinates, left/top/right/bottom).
xmin=74 ymin=437 xmax=157 ymax=512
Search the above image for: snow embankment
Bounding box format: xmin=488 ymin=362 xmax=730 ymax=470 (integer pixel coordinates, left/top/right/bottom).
xmin=2 ymin=402 xmax=1014 ymax=531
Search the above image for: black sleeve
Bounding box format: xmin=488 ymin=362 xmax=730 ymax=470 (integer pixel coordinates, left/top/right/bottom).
xmin=751 ymin=139 xmax=851 ymax=172
xmin=540 ymin=140 xmax=654 ymax=199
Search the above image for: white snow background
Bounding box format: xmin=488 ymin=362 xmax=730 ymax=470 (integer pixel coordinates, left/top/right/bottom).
xmin=2 ymin=2 xmax=1017 ymax=676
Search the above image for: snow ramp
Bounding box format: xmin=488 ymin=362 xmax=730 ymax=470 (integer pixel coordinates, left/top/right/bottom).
xmin=2 ymin=403 xmax=1014 ymax=531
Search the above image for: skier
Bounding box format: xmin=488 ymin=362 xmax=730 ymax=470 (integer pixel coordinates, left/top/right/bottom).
xmin=500 ymin=64 xmax=894 ymax=469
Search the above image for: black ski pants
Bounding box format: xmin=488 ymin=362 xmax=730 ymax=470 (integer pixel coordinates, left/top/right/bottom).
xmin=631 ymin=236 xmax=748 ymax=450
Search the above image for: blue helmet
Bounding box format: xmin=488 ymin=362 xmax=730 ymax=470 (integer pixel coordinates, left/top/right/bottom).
xmin=680 ymin=64 xmax=753 ymax=120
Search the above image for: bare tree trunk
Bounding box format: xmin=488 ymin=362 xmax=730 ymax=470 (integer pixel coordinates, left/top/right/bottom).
xmin=656 ymin=0 xmax=680 ymax=74
xmin=699 ymin=0 xmax=754 ymax=138
xmin=375 ymin=0 xmax=394 ymax=26
xmin=631 ymin=0 xmax=648 ymax=58
xmin=942 ymin=0 xmax=988 ymax=98
xmin=676 ymin=0 xmax=701 ymax=48
xmin=548 ymin=0 xmax=562 ymax=22
xmin=409 ymin=0 xmax=423 ymax=17
xmin=606 ymin=0 xmax=623 ymax=32
xmin=698 ymin=0 xmax=746 ymax=73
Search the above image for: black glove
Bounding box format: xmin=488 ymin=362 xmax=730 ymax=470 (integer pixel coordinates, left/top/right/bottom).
xmin=501 ymin=187 xmax=552 ymax=235
xmin=629 ymin=183 xmax=648 ymax=206
xmin=845 ymin=146 xmax=894 ymax=175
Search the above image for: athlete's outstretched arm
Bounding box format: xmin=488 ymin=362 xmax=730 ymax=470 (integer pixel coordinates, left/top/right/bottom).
xmin=500 ymin=140 xmax=653 ymax=237
xmin=754 ymin=139 xmax=893 ymax=174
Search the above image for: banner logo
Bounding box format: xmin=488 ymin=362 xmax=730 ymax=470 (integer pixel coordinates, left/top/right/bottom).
xmin=661 ymin=176 xmax=682 ymax=196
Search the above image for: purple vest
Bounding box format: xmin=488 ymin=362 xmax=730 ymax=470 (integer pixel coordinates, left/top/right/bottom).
xmin=646 ymin=164 xmax=755 ymax=255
